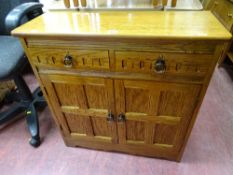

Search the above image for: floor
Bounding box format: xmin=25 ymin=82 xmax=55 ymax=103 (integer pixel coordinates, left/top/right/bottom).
xmin=0 ymin=65 xmax=233 ymax=175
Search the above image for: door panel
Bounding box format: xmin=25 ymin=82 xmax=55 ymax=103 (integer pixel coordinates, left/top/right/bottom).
xmin=115 ymin=79 xmax=201 ymax=151
xmin=40 ymin=74 xmax=117 ymax=143
xmin=85 ymin=84 xmax=109 ymax=109
xmin=153 ymin=123 xmax=178 ymax=146
xmin=126 ymin=120 xmax=145 ymax=141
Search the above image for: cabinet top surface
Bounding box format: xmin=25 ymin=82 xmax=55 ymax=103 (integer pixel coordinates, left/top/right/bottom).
xmin=12 ymin=11 xmax=231 ymax=40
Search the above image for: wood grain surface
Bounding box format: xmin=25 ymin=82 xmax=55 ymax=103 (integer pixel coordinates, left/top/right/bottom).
xmin=12 ymin=11 xmax=231 ymax=40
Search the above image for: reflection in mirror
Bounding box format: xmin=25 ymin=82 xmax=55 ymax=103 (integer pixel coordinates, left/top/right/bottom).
xmin=62 ymin=0 xmax=177 ymax=9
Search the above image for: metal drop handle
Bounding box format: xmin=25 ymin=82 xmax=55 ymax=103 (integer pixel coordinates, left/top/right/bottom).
xmin=64 ymin=54 xmax=73 ymax=67
xmin=154 ymin=56 xmax=166 ymax=74
xmin=107 ymin=112 xmax=115 ymax=122
xmin=117 ymin=113 xmax=126 ymax=122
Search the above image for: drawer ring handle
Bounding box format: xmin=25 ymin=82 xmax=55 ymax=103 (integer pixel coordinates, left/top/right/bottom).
xmin=154 ymin=55 xmax=166 ymax=74
xmin=63 ymin=54 xmax=73 ymax=67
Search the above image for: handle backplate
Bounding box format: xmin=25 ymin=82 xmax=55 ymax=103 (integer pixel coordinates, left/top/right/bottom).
xmin=154 ymin=55 xmax=166 ymax=74
xmin=107 ymin=112 xmax=115 ymax=122
xmin=117 ymin=113 xmax=126 ymax=122
xmin=64 ymin=54 xmax=73 ymax=67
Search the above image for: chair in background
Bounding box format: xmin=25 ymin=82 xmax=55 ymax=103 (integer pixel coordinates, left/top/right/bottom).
xmin=0 ymin=0 xmax=47 ymax=147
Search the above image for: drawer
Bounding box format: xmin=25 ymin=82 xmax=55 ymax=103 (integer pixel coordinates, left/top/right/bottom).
xmin=115 ymin=51 xmax=213 ymax=77
xmin=28 ymin=48 xmax=110 ymax=70
xmin=211 ymin=0 xmax=233 ymax=30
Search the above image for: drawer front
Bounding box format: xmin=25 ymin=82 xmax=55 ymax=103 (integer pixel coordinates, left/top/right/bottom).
xmin=28 ymin=48 xmax=110 ymax=70
xmin=211 ymin=0 xmax=233 ymax=30
xmin=115 ymin=51 xmax=213 ymax=77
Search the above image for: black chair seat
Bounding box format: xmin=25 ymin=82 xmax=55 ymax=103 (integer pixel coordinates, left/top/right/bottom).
xmin=0 ymin=36 xmax=26 ymax=80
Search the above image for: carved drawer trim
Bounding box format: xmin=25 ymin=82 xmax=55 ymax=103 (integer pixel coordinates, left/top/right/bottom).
xmin=28 ymin=48 xmax=110 ymax=70
xmin=115 ymin=51 xmax=213 ymax=77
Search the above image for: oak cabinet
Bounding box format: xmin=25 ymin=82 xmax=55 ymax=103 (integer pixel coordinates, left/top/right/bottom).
xmin=207 ymin=0 xmax=233 ymax=31
xmin=12 ymin=11 xmax=231 ymax=161
xmin=205 ymin=0 xmax=233 ymax=64
xmin=33 ymin=44 xmax=214 ymax=160
xmin=40 ymin=72 xmax=201 ymax=156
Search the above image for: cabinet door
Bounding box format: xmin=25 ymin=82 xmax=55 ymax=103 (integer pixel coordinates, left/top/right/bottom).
xmin=40 ymin=74 xmax=117 ymax=144
xmin=115 ymin=79 xmax=201 ymax=152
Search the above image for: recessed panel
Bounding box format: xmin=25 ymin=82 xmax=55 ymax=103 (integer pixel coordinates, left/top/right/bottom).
xmin=85 ymin=85 xmax=108 ymax=109
xmin=153 ymin=124 xmax=177 ymax=145
xmin=65 ymin=114 xmax=87 ymax=134
xmin=53 ymin=83 xmax=82 ymax=107
xmin=125 ymin=88 xmax=150 ymax=113
xmin=91 ymin=117 xmax=111 ymax=137
xmin=126 ymin=121 xmax=145 ymax=141
xmin=158 ymin=90 xmax=184 ymax=117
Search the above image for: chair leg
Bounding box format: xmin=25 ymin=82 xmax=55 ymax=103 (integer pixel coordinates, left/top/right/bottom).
xmin=26 ymin=103 xmax=40 ymax=147
xmin=0 ymin=103 xmax=25 ymax=125
xmin=0 ymin=75 xmax=47 ymax=147
xmin=33 ymin=87 xmax=47 ymax=109
xmin=13 ymin=75 xmax=32 ymax=102
xmin=26 ymin=87 xmax=47 ymax=147
xmin=13 ymin=75 xmax=40 ymax=147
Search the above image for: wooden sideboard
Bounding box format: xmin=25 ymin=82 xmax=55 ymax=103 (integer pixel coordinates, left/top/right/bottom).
xmin=12 ymin=11 xmax=231 ymax=161
xmin=204 ymin=0 xmax=233 ymax=65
